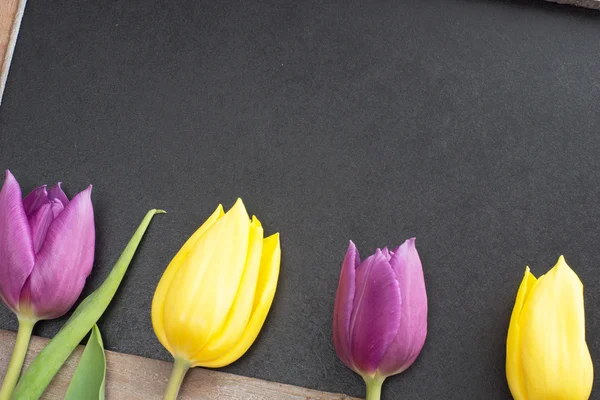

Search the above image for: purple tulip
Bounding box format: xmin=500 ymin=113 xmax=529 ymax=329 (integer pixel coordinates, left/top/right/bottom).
xmin=332 ymin=239 xmax=427 ymax=400
xmin=0 ymin=170 xmax=96 ymax=400
xmin=0 ymin=170 xmax=95 ymax=320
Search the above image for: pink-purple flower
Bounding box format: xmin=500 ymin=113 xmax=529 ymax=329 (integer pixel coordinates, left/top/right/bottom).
xmin=332 ymin=239 xmax=427 ymax=399
xmin=0 ymin=170 xmax=95 ymax=320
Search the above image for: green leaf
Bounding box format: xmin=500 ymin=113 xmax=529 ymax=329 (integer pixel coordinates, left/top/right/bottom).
xmin=13 ymin=209 xmax=165 ymax=400
xmin=64 ymin=325 xmax=106 ymax=400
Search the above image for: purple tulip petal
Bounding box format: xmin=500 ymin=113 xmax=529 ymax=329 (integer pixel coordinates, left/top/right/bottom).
xmin=349 ymin=249 xmax=402 ymax=375
xmin=48 ymin=182 xmax=69 ymax=207
xmin=381 ymin=247 xmax=391 ymax=259
xmin=333 ymin=241 xmax=360 ymax=370
xmin=21 ymin=185 xmax=94 ymax=319
xmin=378 ymin=238 xmax=427 ymax=376
xmin=27 ymin=202 xmax=55 ymax=253
xmin=22 ymin=185 xmax=49 ymax=216
xmin=50 ymin=198 xmax=65 ymax=219
xmin=0 ymin=171 xmax=35 ymax=311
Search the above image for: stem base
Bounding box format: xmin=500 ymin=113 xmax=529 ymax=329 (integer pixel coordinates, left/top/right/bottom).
xmin=364 ymin=376 xmax=385 ymax=400
xmin=0 ymin=317 xmax=36 ymax=400
xmin=162 ymin=357 xmax=191 ymax=400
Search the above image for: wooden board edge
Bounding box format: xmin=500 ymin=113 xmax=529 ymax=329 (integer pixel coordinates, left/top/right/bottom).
xmin=0 ymin=329 xmax=359 ymax=400
xmin=546 ymin=0 xmax=600 ymax=8
xmin=0 ymin=0 xmax=27 ymax=104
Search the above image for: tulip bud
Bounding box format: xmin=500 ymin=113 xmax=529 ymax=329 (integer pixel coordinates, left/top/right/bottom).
xmin=333 ymin=239 xmax=427 ymax=400
xmin=0 ymin=170 xmax=95 ymax=400
xmin=0 ymin=170 xmax=95 ymax=320
xmin=506 ymin=256 xmax=593 ymax=400
xmin=152 ymin=198 xmax=281 ymax=400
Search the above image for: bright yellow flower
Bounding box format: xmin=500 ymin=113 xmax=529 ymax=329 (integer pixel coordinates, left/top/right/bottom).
xmin=152 ymin=199 xmax=280 ymax=399
xmin=506 ymin=256 xmax=593 ymax=400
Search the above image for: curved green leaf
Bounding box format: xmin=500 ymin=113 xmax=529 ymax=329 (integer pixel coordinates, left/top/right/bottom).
xmin=13 ymin=209 xmax=165 ymax=400
xmin=65 ymin=325 xmax=106 ymax=400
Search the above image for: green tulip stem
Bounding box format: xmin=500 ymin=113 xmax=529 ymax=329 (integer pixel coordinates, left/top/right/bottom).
xmin=364 ymin=376 xmax=384 ymax=400
xmin=0 ymin=317 xmax=36 ymax=400
xmin=163 ymin=358 xmax=191 ymax=400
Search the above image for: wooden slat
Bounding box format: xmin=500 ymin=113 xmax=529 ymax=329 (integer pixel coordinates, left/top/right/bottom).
xmin=546 ymin=0 xmax=600 ymax=8
xmin=0 ymin=329 xmax=358 ymax=400
xmin=0 ymin=0 xmax=26 ymax=104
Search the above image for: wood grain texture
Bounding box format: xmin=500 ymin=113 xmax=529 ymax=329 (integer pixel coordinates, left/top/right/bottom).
xmin=546 ymin=0 xmax=600 ymax=8
xmin=0 ymin=329 xmax=358 ymax=400
xmin=0 ymin=0 xmax=19 ymax=62
xmin=0 ymin=0 xmax=26 ymax=104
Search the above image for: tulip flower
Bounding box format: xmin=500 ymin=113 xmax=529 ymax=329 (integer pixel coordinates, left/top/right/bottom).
xmin=152 ymin=198 xmax=281 ymax=400
xmin=506 ymin=256 xmax=593 ymax=400
xmin=0 ymin=170 xmax=95 ymax=400
xmin=333 ymin=239 xmax=427 ymax=400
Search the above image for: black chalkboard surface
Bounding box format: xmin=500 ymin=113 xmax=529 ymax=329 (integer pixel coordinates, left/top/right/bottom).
xmin=1 ymin=1 xmax=599 ymax=399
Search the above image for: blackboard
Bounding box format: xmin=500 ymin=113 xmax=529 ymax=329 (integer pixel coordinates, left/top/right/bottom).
xmin=1 ymin=1 xmax=599 ymax=398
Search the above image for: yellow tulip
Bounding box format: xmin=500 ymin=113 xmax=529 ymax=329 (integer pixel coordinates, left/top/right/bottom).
xmin=152 ymin=199 xmax=281 ymax=400
xmin=506 ymin=256 xmax=593 ymax=400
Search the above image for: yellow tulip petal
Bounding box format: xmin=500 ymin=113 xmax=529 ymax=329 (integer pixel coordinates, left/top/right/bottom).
xmin=193 ymin=216 xmax=264 ymax=366
xmin=519 ymin=256 xmax=593 ymax=400
xmin=200 ymin=232 xmax=280 ymax=368
xmin=506 ymin=267 xmax=537 ymax=400
xmin=162 ymin=199 xmax=251 ymax=360
xmin=151 ymin=204 xmax=224 ymax=354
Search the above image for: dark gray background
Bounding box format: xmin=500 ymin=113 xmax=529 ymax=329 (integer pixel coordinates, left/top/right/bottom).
xmin=1 ymin=0 xmax=599 ymax=398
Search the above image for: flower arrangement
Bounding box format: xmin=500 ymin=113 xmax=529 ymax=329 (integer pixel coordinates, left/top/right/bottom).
xmin=0 ymin=171 xmax=593 ymax=400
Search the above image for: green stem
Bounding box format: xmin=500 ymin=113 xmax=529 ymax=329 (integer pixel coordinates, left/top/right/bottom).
xmin=0 ymin=317 xmax=36 ymax=400
xmin=364 ymin=376 xmax=384 ymax=400
xmin=162 ymin=358 xmax=190 ymax=400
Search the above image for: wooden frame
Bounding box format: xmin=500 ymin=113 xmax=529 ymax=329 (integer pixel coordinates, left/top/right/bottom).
xmin=0 ymin=0 xmax=27 ymax=104
xmin=546 ymin=0 xmax=600 ymax=8
xmin=0 ymin=330 xmax=357 ymax=400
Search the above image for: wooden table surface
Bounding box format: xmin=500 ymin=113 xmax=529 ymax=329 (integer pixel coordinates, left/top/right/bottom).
xmin=0 ymin=330 xmax=358 ymax=400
